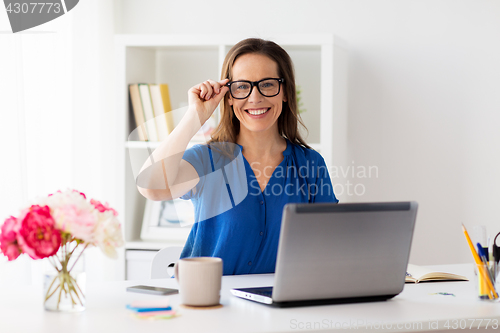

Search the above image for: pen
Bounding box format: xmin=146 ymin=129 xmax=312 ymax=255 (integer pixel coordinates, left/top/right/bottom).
xmin=476 ymin=243 xmax=488 ymax=298
xmin=477 ymin=242 xmax=496 ymax=296
xmin=476 ymin=243 xmax=490 ymax=265
xmin=462 ymin=224 xmax=498 ymax=300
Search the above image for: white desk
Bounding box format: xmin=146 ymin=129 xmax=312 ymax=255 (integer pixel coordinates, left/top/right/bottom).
xmin=0 ymin=264 xmax=499 ymax=333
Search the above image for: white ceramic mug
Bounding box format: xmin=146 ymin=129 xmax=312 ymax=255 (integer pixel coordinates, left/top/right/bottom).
xmin=174 ymin=257 xmax=223 ymax=306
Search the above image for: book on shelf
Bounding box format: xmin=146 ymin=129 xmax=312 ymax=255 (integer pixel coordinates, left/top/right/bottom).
xmin=138 ymin=83 xmax=159 ymax=142
xmin=405 ymin=264 xmax=469 ymax=283
xmin=129 ymin=83 xmax=175 ymax=142
xmin=150 ymin=84 xmax=175 ymax=141
xmin=129 ymin=84 xmax=148 ymax=141
xmin=159 ymin=84 xmax=175 ymax=134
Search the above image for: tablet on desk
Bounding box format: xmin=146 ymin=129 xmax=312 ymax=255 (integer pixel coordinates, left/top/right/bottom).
xmin=231 ymin=201 xmax=418 ymax=307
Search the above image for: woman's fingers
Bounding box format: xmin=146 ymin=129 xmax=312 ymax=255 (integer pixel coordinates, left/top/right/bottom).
xmin=206 ymin=79 xmax=219 ymax=95
xmin=207 ymin=79 xmax=227 ymax=95
xmin=199 ymin=81 xmax=214 ymax=100
xmin=191 ymin=79 xmax=229 ymax=98
xmin=188 ymin=79 xmax=230 ymax=116
xmin=211 ymin=85 xmax=229 ymax=104
xmin=204 ymin=79 xmax=229 ymax=100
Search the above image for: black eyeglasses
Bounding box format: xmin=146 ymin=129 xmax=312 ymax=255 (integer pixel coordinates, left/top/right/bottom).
xmin=226 ymin=78 xmax=284 ymax=99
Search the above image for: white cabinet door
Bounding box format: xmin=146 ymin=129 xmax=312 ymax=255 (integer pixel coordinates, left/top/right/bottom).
xmin=125 ymin=250 xmax=158 ymax=280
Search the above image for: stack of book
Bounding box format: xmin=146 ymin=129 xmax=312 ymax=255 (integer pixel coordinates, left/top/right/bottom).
xmin=129 ymin=83 xmax=175 ymax=142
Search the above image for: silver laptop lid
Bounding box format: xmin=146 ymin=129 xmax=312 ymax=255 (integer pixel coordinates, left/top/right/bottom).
xmin=273 ymin=202 xmax=417 ymax=302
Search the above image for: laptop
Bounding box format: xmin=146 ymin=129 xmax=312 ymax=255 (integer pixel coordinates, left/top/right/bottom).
xmin=231 ymin=201 xmax=418 ymax=307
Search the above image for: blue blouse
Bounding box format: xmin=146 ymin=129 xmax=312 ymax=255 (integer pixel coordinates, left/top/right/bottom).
xmin=179 ymin=139 xmax=338 ymax=275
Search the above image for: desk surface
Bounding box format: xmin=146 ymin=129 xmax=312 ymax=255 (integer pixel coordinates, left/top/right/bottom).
xmin=0 ymin=264 xmax=499 ymax=333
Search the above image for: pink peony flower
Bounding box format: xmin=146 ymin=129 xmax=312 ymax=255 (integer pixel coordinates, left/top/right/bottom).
xmin=52 ymin=204 xmax=97 ymax=243
xmin=0 ymin=216 xmax=22 ymax=261
xmin=1 ymin=216 xmax=18 ymax=243
xmin=16 ymin=205 xmax=62 ymax=260
xmin=72 ymin=190 xmax=87 ymax=199
xmin=48 ymin=189 xmax=86 ymax=199
xmin=90 ymin=199 xmax=118 ymax=216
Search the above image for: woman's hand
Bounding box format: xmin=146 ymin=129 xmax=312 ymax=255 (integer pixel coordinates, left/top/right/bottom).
xmin=188 ymin=79 xmax=229 ymax=124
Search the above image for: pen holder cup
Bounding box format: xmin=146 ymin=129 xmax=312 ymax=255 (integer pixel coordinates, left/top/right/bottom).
xmin=494 ymin=262 xmax=500 ymax=297
xmin=474 ymin=263 xmax=499 ymax=301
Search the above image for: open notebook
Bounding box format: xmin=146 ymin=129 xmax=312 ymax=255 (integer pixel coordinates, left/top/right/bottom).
xmin=405 ymin=264 xmax=469 ymax=283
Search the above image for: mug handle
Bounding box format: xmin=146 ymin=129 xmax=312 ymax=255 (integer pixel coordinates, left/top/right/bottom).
xmin=174 ymin=262 xmax=180 ymax=283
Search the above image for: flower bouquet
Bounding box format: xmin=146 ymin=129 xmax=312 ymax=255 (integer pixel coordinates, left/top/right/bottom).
xmin=0 ymin=189 xmax=124 ymax=312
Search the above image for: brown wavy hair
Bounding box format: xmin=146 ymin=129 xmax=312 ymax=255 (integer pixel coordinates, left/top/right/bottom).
xmin=208 ymin=38 xmax=310 ymax=149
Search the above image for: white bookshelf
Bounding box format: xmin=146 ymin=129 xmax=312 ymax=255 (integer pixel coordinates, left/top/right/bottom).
xmin=125 ymin=240 xmax=185 ymax=251
xmin=114 ymin=34 xmax=348 ymax=279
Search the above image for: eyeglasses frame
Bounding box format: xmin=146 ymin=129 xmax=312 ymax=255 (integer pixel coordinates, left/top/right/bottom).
xmin=226 ymin=78 xmax=285 ymax=100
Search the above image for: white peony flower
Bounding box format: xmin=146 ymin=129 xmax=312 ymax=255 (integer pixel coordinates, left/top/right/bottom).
xmin=93 ymin=210 xmax=124 ymax=259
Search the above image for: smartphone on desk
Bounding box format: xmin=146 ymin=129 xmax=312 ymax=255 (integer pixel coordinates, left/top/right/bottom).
xmin=126 ymin=285 xmax=178 ymax=296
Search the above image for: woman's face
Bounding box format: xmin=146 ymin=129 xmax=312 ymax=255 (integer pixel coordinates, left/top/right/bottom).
xmin=228 ymin=53 xmax=286 ymax=135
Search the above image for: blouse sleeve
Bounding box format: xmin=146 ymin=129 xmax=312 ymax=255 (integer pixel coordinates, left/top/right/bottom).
xmin=179 ymin=144 xmax=212 ymax=200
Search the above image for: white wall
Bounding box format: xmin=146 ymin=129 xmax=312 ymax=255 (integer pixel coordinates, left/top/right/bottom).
xmin=115 ymin=0 xmax=500 ymax=265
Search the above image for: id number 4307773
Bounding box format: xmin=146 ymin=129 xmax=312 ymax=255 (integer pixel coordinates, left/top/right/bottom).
xmin=444 ymin=319 xmax=498 ymax=330
xmin=6 ymin=3 xmax=62 ymax=14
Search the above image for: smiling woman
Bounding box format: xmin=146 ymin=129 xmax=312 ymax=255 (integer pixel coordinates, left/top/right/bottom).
xmin=225 ymin=53 xmax=287 ymax=141
xmin=137 ymin=38 xmax=339 ymax=275
xmin=211 ymin=39 xmax=306 ymax=149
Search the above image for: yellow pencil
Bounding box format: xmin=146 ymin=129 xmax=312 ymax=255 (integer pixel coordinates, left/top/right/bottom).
xmin=462 ymin=224 xmax=498 ymax=300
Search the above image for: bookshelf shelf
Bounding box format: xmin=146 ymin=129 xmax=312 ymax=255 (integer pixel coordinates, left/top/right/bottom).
xmin=126 ymin=141 xmax=323 ymax=151
xmin=125 ymin=140 xmax=206 ymax=149
xmin=125 ymin=239 xmax=186 ymax=251
xmin=115 ymin=34 xmax=348 ymax=279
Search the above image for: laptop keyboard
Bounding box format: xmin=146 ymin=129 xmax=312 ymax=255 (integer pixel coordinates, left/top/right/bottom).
xmin=238 ymin=287 xmax=273 ymax=297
